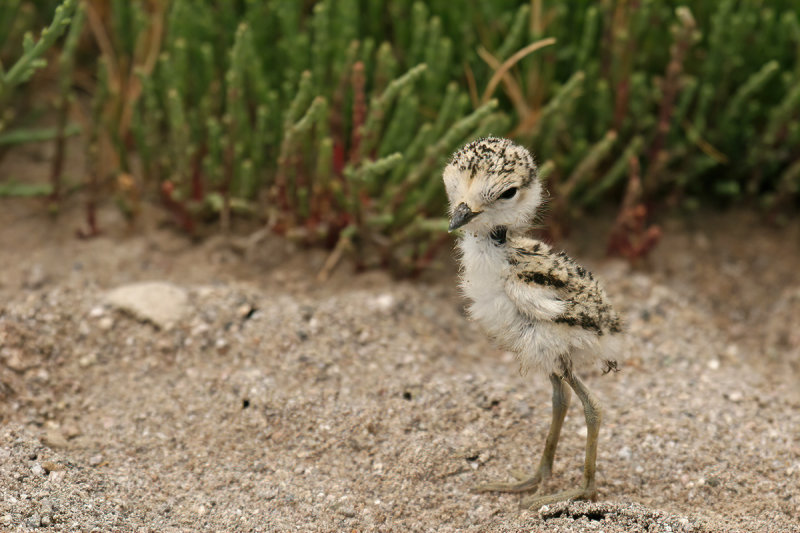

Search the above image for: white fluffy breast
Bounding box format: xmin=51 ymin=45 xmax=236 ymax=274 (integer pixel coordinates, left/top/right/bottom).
xmin=458 ymin=234 xmax=520 ymax=340
xmin=457 ymin=234 xmax=610 ymax=375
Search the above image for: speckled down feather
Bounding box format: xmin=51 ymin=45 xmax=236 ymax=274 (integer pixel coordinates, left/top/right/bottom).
xmin=444 ymin=137 xmax=623 ymax=376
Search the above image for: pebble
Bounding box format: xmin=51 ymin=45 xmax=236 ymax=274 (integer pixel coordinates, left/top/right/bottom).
xmin=237 ymin=304 xmax=256 ymax=319
xmin=26 ymin=514 xmax=40 ymax=528
xmin=371 ymin=294 xmax=395 ymax=313
xmin=617 ymin=446 xmax=632 ymax=460
xmin=42 ymin=429 xmax=69 ymax=449
xmin=25 ymin=264 xmax=47 ymax=289
xmin=726 ymin=391 xmax=743 ymax=403
xmin=31 ymin=463 xmax=44 ymax=476
xmin=89 ymin=454 xmax=103 ymax=466
xmin=513 ymin=400 xmax=532 ymax=417
xmin=105 ymin=281 xmax=189 ymax=329
xmin=2 ymin=348 xmax=31 ymax=372
xmin=42 ymin=461 xmax=65 ymax=473
xmin=62 ymin=423 xmax=81 ymax=439
xmin=40 ymin=500 xmax=53 ymax=516
xmin=156 ymin=338 xmax=175 ymax=353
xmin=79 ymin=353 xmax=98 ymax=368
xmin=338 ymin=506 xmax=357 ymax=518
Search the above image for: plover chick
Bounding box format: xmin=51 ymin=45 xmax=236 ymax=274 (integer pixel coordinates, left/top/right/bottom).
xmin=443 ymin=137 xmax=623 ymax=509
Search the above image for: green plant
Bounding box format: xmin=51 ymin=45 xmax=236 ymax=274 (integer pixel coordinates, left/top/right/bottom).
xmin=466 ymin=1 xmax=800 ymax=222
xmin=7 ymin=1 xmax=800 ymax=273
xmin=0 ymin=0 xmax=78 ymax=134
xmin=101 ymin=0 xmax=505 ymax=274
xmin=0 ymin=0 xmax=82 ymax=199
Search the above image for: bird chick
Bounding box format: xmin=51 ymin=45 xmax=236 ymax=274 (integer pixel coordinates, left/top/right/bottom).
xmin=443 ymin=137 xmax=623 ymax=509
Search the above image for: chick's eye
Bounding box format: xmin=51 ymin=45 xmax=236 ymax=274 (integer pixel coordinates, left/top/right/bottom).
xmin=499 ymin=187 xmax=518 ymax=200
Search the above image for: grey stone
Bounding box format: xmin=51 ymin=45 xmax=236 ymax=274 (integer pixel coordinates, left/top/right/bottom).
xmin=26 ymin=513 xmax=40 ymax=528
xmin=105 ymin=282 xmax=189 ymax=329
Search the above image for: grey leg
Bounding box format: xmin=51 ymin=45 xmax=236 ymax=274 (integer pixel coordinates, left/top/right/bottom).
xmin=475 ymin=374 xmax=571 ymax=493
xmin=523 ymin=370 xmax=602 ymax=508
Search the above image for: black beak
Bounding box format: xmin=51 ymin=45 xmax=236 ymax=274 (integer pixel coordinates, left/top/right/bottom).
xmin=448 ymin=202 xmax=480 ymax=232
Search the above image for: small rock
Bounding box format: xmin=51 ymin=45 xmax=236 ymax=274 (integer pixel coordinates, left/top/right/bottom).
xmin=98 ymin=316 xmax=114 ymax=331
xmin=371 ymin=294 xmax=395 ymax=313
xmin=3 ymin=347 xmax=34 ymax=372
xmin=31 ymin=367 xmax=49 ymax=383
xmin=190 ymin=322 xmax=210 ymax=336
xmin=724 ymin=344 xmax=739 ymax=358
xmin=1 ymin=514 xmax=11 ymax=525
xmin=513 ymin=400 xmax=532 ymax=417
xmin=237 ymin=304 xmax=256 ymax=320
xmin=40 ymin=515 xmax=51 ymax=527
xmin=156 ymin=338 xmax=175 ymax=353
xmin=617 ymin=446 xmax=632 ymax=460
xmin=42 ymin=461 xmax=65 ymax=473
xmin=24 ymin=264 xmax=47 ymax=289
xmin=26 ymin=514 xmax=40 ymax=528
xmin=42 ymin=429 xmax=69 ymax=449
xmin=40 ymin=500 xmax=53 ymax=516
xmin=79 ymin=353 xmax=98 ymax=368
xmin=726 ymin=391 xmax=743 ymax=403
xmin=62 ymin=423 xmax=81 ymax=439
xmin=105 ymin=281 xmax=189 ymax=329
xmin=338 ymin=506 xmax=357 ymax=518
xmin=31 ymin=463 xmax=44 ymax=476
xmin=89 ymin=454 xmax=103 ymax=466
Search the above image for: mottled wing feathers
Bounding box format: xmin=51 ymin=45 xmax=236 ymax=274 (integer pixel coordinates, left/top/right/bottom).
xmin=505 ymin=237 xmax=623 ymax=337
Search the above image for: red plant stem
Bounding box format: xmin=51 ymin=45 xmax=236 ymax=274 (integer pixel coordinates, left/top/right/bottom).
xmin=606 ymin=156 xmax=661 ymax=261
xmin=50 ymin=100 xmax=69 ymax=204
xmin=160 ymin=181 xmax=195 ymax=234
xmin=191 ymin=145 xmax=207 ymax=201
xmin=613 ymin=77 xmax=629 ymax=131
xmin=648 ymin=19 xmax=693 ymax=164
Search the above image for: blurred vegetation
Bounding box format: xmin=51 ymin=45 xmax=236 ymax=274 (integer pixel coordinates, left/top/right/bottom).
xmin=0 ymin=0 xmax=79 ymax=140
xmin=1 ymin=0 xmax=799 ymax=272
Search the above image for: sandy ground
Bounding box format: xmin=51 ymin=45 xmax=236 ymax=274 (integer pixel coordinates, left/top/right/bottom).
xmin=0 ymin=188 xmax=799 ymax=531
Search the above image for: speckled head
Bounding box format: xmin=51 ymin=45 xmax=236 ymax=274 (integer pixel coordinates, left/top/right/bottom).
xmin=443 ymin=137 xmax=542 ymax=234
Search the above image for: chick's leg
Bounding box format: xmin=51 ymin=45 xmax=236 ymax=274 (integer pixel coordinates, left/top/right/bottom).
xmin=523 ymin=370 xmax=601 ymax=509
xmin=475 ymin=374 xmax=571 ymax=493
